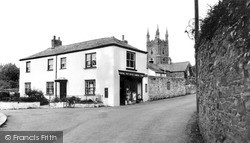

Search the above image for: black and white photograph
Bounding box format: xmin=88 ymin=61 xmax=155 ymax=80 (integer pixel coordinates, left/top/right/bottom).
xmin=0 ymin=0 xmax=249 ymax=142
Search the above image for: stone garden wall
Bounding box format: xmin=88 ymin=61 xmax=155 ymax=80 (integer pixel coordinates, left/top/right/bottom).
xmin=196 ymin=0 xmax=250 ymax=142
xmin=148 ymin=76 xmax=186 ymax=100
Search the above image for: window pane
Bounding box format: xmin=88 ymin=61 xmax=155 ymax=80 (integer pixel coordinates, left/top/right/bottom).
xmin=127 ymin=53 xmax=130 ymax=60
xmin=46 ymin=82 xmax=54 ymax=95
xmin=131 ymin=61 xmax=134 ymax=68
xmin=25 ymin=83 xmax=31 ymax=94
xmin=126 ymin=61 xmax=129 ymax=67
xmin=48 ymin=59 xmax=53 ymax=70
xmin=126 ymin=52 xmax=136 ymax=69
xmin=85 ymin=80 xmax=95 ymax=95
xmin=86 ymin=61 xmax=91 ymax=67
xmin=130 ymin=53 xmax=134 ymax=60
xmin=86 ymin=54 xmax=91 ymax=61
xmin=92 ymin=53 xmax=96 ymax=60
xmin=26 ymin=62 xmax=30 ymax=72
xmin=92 ymin=53 xmax=96 ymax=66
xmin=92 ymin=60 xmax=96 ymax=66
xmin=61 ymin=58 xmax=66 ymax=69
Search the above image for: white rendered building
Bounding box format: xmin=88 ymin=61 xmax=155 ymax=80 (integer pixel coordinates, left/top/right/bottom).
xmin=19 ymin=36 xmax=148 ymax=106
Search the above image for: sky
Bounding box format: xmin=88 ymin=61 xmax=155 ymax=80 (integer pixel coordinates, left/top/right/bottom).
xmin=0 ymin=0 xmax=219 ymax=66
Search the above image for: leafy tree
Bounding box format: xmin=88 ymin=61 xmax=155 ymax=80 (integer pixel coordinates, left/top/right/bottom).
xmin=0 ymin=63 xmax=19 ymax=89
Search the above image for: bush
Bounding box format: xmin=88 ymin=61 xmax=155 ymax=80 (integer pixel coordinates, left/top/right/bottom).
xmin=60 ymin=96 xmax=81 ymax=103
xmin=19 ymin=96 xmax=37 ymax=102
xmin=51 ymin=97 xmax=61 ymax=103
xmin=61 ymin=97 xmax=67 ymax=102
xmin=25 ymin=89 xmax=49 ymax=105
xmin=199 ymin=0 xmax=249 ymax=43
xmin=0 ymin=91 xmax=10 ymax=101
xmin=69 ymin=96 xmax=81 ymax=103
xmin=80 ymin=99 xmax=94 ymax=104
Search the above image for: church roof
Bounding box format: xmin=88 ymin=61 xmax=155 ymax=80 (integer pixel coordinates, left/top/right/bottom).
xmin=148 ymin=61 xmax=191 ymax=72
xmin=147 ymin=63 xmax=164 ymax=73
xmin=20 ymin=37 xmax=147 ymax=61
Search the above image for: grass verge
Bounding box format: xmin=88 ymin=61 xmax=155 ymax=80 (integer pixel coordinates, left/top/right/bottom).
xmin=185 ymin=112 xmax=204 ymax=143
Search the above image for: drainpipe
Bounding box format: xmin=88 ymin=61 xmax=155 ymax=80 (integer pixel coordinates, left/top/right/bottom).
xmin=194 ymin=0 xmax=199 ymax=113
xmin=55 ymin=55 xmax=58 ymax=98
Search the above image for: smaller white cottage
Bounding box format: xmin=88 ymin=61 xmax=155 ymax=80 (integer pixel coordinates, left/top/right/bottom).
xmin=19 ymin=36 xmax=148 ymax=106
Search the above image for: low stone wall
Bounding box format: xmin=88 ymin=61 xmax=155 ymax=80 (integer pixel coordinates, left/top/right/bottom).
xmin=0 ymin=102 xmax=40 ymax=110
xmin=148 ymin=76 xmax=186 ymax=100
xmin=49 ymin=102 xmax=103 ymax=108
xmin=49 ymin=102 xmax=65 ymax=108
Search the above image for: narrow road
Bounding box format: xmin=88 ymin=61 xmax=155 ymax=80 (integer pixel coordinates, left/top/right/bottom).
xmin=0 ymin=94 xmax=196 ymax=143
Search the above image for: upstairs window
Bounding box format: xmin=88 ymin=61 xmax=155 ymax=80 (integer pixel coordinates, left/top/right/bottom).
xmin=26 ymin=61 xmax=30 ymax=73
xmin=47 ymin=59 xmax=53 ymax=71
xmin=46 ymin=82 xmax=54 ymax=95
xmin=86 ymin=53 xmax=96 ymax=68
xmin=126 ymin=51 xmax=136 ymax=69
xmin=25 ymin=82 xmax=31 ymax=94
xmin=60 ymin=57 xmax=66 ymax=69
xmin=85 ymin=80 xmax=95 ymax=95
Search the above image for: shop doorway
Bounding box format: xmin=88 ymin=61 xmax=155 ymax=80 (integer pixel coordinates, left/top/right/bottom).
xmin=119 ymin=73 xmax=143 ymax=105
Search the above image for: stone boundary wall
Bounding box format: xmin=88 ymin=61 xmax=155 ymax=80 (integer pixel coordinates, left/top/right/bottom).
xmin=196 ymin=0 xmax=250 ymax=142
xmin=148 ymin=76 xmax=186 ymax=100
xmin=0 ymin=102 xmax=40 ymax=110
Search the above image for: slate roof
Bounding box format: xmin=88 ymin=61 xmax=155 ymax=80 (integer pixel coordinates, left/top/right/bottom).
xmin=148 ymin=61 xmax=191 ymax=72
xmin=20 ymin=37 xmax=147 ymax=61
xmin=147 ymin=63 xmax=164 ymax=73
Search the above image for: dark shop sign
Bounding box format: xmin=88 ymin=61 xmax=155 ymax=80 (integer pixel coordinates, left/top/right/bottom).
xmin=119 ymin=70 xmax=145 ymax=77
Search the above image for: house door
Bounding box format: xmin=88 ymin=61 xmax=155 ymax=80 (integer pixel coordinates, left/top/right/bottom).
xmin=60 ymin=82 xmax=67 ymax=99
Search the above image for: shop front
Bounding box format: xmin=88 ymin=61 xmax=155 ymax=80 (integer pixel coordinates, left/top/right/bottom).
xmin=119 ymin=70 xmax=145 ymax=105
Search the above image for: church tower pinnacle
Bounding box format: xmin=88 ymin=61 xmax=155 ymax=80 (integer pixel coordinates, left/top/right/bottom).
xmin=155 ymin=25 xmax=160 ymax=39
xmin=147 ymin=28 xmax=150 ymax=43
xmin=165 ymin=28 xmax=169 ymax=41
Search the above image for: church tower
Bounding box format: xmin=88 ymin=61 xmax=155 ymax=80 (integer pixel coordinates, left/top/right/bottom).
xmin=147 ymin=26 xmax=171 ymax=65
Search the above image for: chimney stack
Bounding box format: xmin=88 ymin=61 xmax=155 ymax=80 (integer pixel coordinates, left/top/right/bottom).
xmin=122 ymin=35 xmax=128 ymax=44
xmin=51 ymin=35 xmax=62 ymax=48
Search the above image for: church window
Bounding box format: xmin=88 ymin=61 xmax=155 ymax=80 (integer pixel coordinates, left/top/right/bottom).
xmin=149 ymin=58 xmax=154 ymax=63
xmin=151 ymin=50 xmax=153 ymax=54
xmin=167 ymin=81 xmax=170 ymax=90
xmin=162 ymin=50 xmax=165 ymax=54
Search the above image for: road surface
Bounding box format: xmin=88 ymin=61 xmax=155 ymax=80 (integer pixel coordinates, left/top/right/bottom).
xmin=0 ymin=94 xmax=196 ymax=143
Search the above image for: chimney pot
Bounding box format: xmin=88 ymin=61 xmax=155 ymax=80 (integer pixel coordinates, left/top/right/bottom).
xmin=51 ymin=35 xmax=62 ymax=48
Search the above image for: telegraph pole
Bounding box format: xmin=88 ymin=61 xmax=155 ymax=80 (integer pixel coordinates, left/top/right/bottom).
xmin=194 ymin=0 xmax=199 ymax=113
